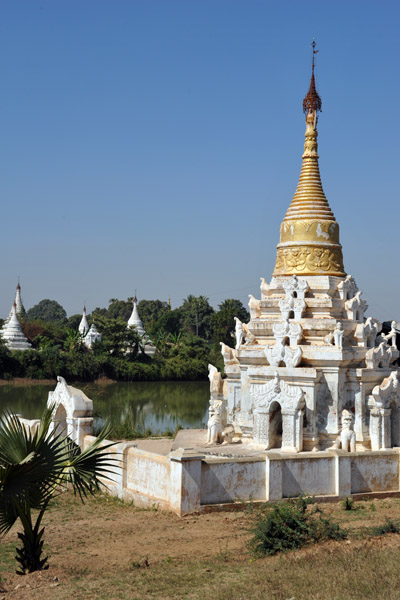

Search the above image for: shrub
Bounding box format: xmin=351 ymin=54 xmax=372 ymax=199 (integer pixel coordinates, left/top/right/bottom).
xmin=341 ymin=496 xmax=355 ymax=511
xmin=248 ymin=496 xmax=346 ymax=557
xmin=370 ymin=519 xmax=400 ymax=535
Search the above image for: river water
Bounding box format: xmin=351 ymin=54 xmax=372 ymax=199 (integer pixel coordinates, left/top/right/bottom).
xmin=0 ymin=381 xmax=210 ymax=434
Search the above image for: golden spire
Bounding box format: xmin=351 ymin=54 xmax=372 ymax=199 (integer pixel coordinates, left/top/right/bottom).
xmin=273 ymin=41 xmax=345 ymax=277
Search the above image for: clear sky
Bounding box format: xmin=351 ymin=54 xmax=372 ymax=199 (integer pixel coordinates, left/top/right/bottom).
xmin=1 ymin=0 xmax=399 ymax=320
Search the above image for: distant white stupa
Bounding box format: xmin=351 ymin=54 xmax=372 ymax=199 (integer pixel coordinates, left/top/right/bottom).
xmin=127 ymin=297 xmax=145 ymax=337
xmin=1 ymin=303 xmax=31 ymax=350
xmin=4 ymin=282 xmax=25 ymax=327
xmin=84 ymin=323 xmax=102 ymax=348
xmin=78 ymin=306 xmax=89 ymax=335
xmin=127 ymin=296 xmax=155 ymax=356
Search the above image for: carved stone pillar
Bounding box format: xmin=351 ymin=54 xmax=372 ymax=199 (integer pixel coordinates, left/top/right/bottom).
xmin=381 ymin=408 xmax=392 ymax=449
xmin=253 ymin=409 xmax=269 ymax=446
xmin=370 ymin=407 xmax=392 ymax=450
xmin=281 ymin=408 xmax=303 ymax=452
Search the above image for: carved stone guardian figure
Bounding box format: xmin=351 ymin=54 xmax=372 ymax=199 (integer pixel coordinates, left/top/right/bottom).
xmin=334 ymin=410 xmax=356 ymax=452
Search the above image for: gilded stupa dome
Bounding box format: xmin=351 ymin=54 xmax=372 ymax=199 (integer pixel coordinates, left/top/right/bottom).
xmin=273 ymin=43 xmax=345 ymax=277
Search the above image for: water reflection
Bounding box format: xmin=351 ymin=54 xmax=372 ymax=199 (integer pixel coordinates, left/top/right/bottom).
xmin=0 ymin=381 xmax=210 ymax=433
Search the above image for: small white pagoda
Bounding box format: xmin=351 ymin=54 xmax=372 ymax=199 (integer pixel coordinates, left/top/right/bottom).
xmin=3 ymin=282 xmax=25 ymax=328
xmin=127 ymin=297 xmax=156 ymax=356
xmin=78 ymin=306 xmax=89 ymax=335
xmin=1 ymin=303 xmax=32 ymax=350
xmin=84 ymin=323 xmax=102 ymax=348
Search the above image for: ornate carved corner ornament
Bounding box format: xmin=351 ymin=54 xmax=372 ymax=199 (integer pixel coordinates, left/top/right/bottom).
xmin=220 ymin=342 xmax=239 ymax=365
xmin=365 ymin=342 xmax=399 ymax=369
xmin=355 ymin=317 xmax=381 ymax=348
xmin=337 ymin=275 xmax=358 ymax=301
xmin=260 ymin=277 xmax=270 ymax=298
xmin=344 ymin=291 xmax=368 ymax=322
xmin=324 ymin=321 xmax=344 ymax=348
xmin=233 ymin=317 xmax=256 ymax=350
xmin=248 ymin=294 xmax=261 ymax=319
xmin=368 ymin=372 xmax=400 ymax=451
xmin=370 ymin=371 xmax=399 ymax=409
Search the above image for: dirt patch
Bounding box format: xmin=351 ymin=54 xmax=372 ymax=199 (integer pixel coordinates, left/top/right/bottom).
xmin=2 ymin=493 xmax=400 ymax=600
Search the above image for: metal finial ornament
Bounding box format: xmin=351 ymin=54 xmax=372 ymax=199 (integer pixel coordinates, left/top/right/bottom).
xmin=302 ymin=39 xmax=322 ymax=115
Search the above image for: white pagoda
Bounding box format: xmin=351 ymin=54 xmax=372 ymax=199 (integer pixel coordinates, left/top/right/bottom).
xmin=212 ymin=47 xmax=400 ymax=454
xmin=127 ymin=297 xmax=156 ymax=356
xmin=1 ymin=303 xmax=32 ymax=350
xmin=84 ymin=323 xmax=102 ymax=348
xmin=78 ymin=306 xmax=89 ymax=335
xmin=3 ymin=282 xmax=25 ymax=328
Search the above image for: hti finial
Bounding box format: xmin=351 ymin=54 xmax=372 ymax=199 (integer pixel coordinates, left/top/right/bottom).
xmin=303 ymin=39 xmax=322 ymax=115
xmin=311 ymin=38 xmax=318 ymax=74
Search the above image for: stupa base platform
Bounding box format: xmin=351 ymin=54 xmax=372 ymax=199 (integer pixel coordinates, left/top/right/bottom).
xmin=83 ymin=430 xmax=400 ymax=515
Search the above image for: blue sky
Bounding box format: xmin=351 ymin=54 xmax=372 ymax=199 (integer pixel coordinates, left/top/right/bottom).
xmin=1 ymin=0 xmax=399 ymax=320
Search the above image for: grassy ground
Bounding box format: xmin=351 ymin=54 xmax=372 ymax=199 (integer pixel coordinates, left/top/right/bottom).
xmin=2 ymin=492 xmax=400 ymax=599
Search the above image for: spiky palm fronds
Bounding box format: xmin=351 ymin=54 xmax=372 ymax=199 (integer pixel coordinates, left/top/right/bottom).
xmin=0 ymin=406 xmax=117 ymax=573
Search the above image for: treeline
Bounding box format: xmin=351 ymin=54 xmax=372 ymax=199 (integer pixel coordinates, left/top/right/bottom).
xmin=0 ymin=296 xmax=249 ymax=382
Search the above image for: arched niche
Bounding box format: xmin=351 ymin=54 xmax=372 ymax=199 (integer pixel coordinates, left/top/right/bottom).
xmin=47 ymin=376 xmax=94 ymax=447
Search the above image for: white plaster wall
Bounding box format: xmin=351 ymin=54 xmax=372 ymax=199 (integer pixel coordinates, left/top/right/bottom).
xmin=282 ymin=457 xmax=336 ymax=497
xmin=200 ymin=459 xmax=265 ymax=504
xmin=351 ymin=453 xmax=399 ymax=493
xmin=126 ymin=448 xmax=171 ymax=502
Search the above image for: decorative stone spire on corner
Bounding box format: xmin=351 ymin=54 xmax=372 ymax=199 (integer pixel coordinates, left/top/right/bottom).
xmin=273 ymin=40 xmax=346 ymax=278
xmin=78 ymin=306 xmax=89 ymax=335
xmin=1 ymin=303 xmax=31 ymax=350
xmin=127 ymin=296 xmax=145 ymax=337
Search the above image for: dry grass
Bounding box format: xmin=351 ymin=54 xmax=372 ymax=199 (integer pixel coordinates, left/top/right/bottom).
xmin=2 ymin=493 xmax=400 ymax=599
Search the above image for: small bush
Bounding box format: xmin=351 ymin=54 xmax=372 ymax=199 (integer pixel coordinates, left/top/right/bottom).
xmin=248 ymin=496 xmax=346 ymax=557
xmin=370 ymin=518 xmax=400 ymax=536
xmin=341 ymin=497 xmax=355 ymax=511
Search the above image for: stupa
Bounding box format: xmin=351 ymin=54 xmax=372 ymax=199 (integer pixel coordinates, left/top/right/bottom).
xmin=78 ymin=306 xmax=89 ymax=335
xmin=214 ymin=44 xmax=400 ymax=454
xmin=1 ymin=303 xmax=32 ymax=350
xmin=127 ymin=297 xmax=146 ymax=336
xmin=3 ymin=282 xmax=26 ymax=327
xmin=127 ymin=296 xmax=156 ymax=356
xmin=84 ymin=323 xmax=102 ymax=348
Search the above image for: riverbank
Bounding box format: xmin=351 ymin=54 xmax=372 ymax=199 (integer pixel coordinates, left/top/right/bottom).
xmin=0 ymin=376 xmax=116 ymax=387
xmin=2 ymin=491 xmax=400 ymax=599
xmin=0 ymin=377 xmax=56 ymax=386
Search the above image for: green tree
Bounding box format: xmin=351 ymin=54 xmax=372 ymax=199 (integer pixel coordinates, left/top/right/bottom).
xmin=67 ymin=313 xmax=85 ymax=330
xmin=0 ymin=408 xmax=115 ymax=573
xmin=26 ymin=300 xmax=67 ymax=324
xmin=155 ymin=308 xmax=183 ymax=336
xmin=63 ymin=329 xmax=85 ymax=353
xmin=93 ymin=315 xmax=142 ymax=358
xmin=211 ymin=299 xmax=249 ymax=346
xmin=180 ymin=295 xmax=214 ymax=339
xmin=137 ymin=299 xmax=169 ymax=333
xmin=107 ymin=298 xmax=133 ymax=322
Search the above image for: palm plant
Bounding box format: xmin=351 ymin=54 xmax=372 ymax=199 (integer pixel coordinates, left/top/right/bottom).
xmin=0 ymin=407 xmax=116 ymax=574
